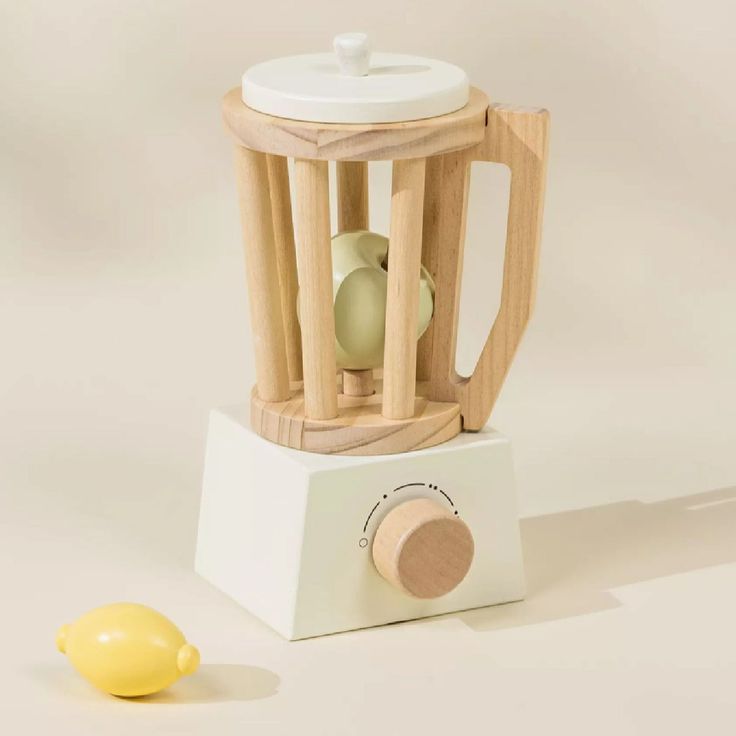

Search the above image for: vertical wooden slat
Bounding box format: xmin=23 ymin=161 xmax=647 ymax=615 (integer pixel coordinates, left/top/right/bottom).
xmin=266 ymin=154 xmax=303 ymax=381
xmin=234 ymin=146 xmax=290 ymax=402
xmin=336 ymin=161 xmax=369 ymax=232
xmin=382 ymin=157 xmax=427 ymax=420
xmin=293 ymin=158 xmax=338 ymax=420
xmin=424 ymin=151 xmax=471 ymax=402
xmin=416 ymin=155 xmax=443 ymax=381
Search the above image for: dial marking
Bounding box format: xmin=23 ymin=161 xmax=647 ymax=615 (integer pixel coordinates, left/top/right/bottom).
xmin=363 ymin=501 xmax=381 ymax=533
xmin=360 ymin=481 xmax=457 ymax=540
xmin=392 ymin=482 xmax=426 ymax=493
xmin=438 ymin=488 xmax=454 ymax=506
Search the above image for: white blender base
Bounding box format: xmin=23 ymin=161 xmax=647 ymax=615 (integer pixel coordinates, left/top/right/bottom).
xmin=195 ymin=406 xmax=525 ymax=640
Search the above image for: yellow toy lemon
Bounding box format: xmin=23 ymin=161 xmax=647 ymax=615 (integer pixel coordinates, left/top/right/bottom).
xmin=56 ymin=603 xmax=200 ymax=697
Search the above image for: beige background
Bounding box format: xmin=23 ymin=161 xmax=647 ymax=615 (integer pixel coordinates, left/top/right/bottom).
xmin=2 ymin=0 xmax=736 ymax=733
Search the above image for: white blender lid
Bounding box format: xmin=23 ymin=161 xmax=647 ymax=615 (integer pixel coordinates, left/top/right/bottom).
xmin=241 ymin=33 xmax=470 ymax=124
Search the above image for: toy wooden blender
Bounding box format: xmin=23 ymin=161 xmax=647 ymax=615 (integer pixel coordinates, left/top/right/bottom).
xmin=196 ymin=33 xmax=550 ymax=639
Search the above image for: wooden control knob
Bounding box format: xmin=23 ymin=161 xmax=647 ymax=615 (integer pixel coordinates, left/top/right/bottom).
xmin=372 ymin=498 xmax=474 ymax=598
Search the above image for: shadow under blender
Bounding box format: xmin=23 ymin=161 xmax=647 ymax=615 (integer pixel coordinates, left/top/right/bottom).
xmin=458 ymin=485 xmax=736 ymax=632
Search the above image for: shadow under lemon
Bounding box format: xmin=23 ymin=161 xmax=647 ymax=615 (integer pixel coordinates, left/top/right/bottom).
xmin=33 ymin=662 xmax=279 ymax=704
xmin=132 ymin=664 xmax=280 ymax=704
xmin=458 ymin=485 xmax=736 ymax=632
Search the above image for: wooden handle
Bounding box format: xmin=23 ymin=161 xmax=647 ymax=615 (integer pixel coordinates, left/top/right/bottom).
xmin=456 ymin=106 xmax=549 ymax=430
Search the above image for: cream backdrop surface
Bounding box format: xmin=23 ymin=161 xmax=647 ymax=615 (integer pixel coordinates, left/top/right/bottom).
xmin=2 ymin=0 xmax=736 ymax=733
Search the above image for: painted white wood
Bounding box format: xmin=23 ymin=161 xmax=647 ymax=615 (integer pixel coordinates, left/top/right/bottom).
xmin=195 ymin=411 xmax=309 ymax=638
xmin=333 ymin=33 xmax=371 ymax=77
xmin=196 ymin=406 xmax=525 ymax=640
xmin=241 ymin=36 xmax=469 ymax=124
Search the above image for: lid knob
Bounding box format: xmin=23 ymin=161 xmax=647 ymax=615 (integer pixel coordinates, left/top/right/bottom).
xmin=333 ymin=33 xmax=371 ymax=77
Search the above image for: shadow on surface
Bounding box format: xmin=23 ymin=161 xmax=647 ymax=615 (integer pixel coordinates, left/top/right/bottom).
xmin=33 ymin=663 xmax=279 ymax=704
xmin=459 ymin=485 xmax=736 ymax=632
xmin=132 ymin=664 xmax=280 ymax=704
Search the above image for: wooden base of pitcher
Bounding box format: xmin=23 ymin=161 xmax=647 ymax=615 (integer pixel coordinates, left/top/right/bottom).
xmin=250 ymin=378 xmax=461 ymax=456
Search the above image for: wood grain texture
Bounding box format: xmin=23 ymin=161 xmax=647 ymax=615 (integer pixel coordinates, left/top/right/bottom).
xmin=382 ymin=157 xmax=427 ymax=420
xmin=336 ymin=161 xmax=369 ymax=232
xmin=372 ymin=498 xmax=474 ymax=598
xmin=233 ymin=146 xmax=290 ymax=402
xmin=266 ymin=154 xmax=303 ymax=381
xmin=417 ymin=105 xmax=550 ymax=430
xmin=342 ymin=368 xmax=374 ymax=397
xmin=250 ymin=378 xmax=460 ymax=455
xmin=223 ymin=87 xmax=489 ymax=162
xmin=454 ymin=105 xmax=550 ymax=429
xmin=233 ymin=97 xmax=549 ymax=452
xmin=416 ymin=155 xmax=443 ymax=382
xmin=293 ymin=158 xmax=338 ymax=420
xmin=416 ymin=150 xmax=470 ymax=400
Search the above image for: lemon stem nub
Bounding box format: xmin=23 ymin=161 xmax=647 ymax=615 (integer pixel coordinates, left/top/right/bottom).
xmin=177 ymin=644 xmax=200 ymax=676
xmin=56 ymin=624 xmax=69 ymax=654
